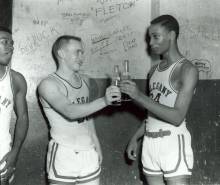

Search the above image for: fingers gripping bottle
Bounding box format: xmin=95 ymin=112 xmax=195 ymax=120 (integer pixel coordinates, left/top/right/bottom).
xmin=111 ymin=65 xmax=121 ymax=106
xmin=121 ymin=60 xmax=131 ymax=101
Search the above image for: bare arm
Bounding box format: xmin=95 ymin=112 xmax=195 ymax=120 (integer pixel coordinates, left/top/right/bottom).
xmin=38 ymin=77 xmax=120 ymax=120
xmin=126 ymin=121 xmax=146 ymax=160
xmin=11 ymin=71 xmax=29 ymax=156
xmin=121 ymin=63 xmax=198 ymax=126
xmin=130 ymin=121 xmax=146 ymax=142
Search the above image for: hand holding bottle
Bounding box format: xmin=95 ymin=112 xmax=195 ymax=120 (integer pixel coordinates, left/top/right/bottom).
xmin=121 ymin=60 xmax=132 ymax=101
xmin=111 ymin=65 xmax=121 ymax=106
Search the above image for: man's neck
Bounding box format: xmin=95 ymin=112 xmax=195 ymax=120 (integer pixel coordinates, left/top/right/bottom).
xmin=0 ymin=65 xmax=7 ymax=78
xmin=161 ymin=47 xmax=183 ymax=65
xmin=56 ymin=67 xmax=80 ymax=83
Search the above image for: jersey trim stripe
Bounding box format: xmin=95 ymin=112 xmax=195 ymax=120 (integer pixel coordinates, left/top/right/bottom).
xmin=168 ymin=58 xmax=185 ymax=94
xmin=48 ymin=179 xmax=76 ymax=185
xmin=51 ymin=74 xmax=68 ymax=97
xmin=157 ymin=62 xmax=173 ymax=72
xmin=48 ymin=142 xmax=56 ymax=171
xmin=48 ymin=174 xmax=99 ymax=185
xmin=163 ymin=135 xmax=181 ymax=174
xmin=143 ymin=167 xmax=162 ymax=173
xmin=9 ymin=69 xmax=15 ymax=101
xmin=54 ymin=73 xmax=82 ymax=89
xmin=182 ymin=134 xmax=193 ymax=172
xmin=82 ymin=79 xmax=90 ymax=90
xmin=0 ymin=66 xmax=8 ymax=81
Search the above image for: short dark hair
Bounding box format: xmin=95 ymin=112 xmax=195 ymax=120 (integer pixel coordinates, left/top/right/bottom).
xmin=52 ymin=35 xmax=81 ymax=66
xmin=151 ymin=15 xmax=179 ymax=38
xmin=0 ymin=26 xmax=12 ymax=34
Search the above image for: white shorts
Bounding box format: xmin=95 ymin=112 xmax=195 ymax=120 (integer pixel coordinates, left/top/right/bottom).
xmin=142 ymin=130 xmax=193 ymax=180
xmin=47 ymin=140 xmax=101 ymax=184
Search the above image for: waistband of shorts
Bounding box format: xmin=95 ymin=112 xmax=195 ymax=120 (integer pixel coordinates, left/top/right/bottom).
xmin=145 ymin=129 xmax=171 ymax=138
xmin=145 ymin=117 xmax=188 ymax=135
xmin=49 ymin=139 xmax=95 ymax=151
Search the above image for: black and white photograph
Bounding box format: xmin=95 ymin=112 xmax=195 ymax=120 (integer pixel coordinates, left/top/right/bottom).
xmin=0 ymin=0 xmax=219 ymax=184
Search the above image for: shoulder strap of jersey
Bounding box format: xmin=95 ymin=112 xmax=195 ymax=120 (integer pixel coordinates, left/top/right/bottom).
xmin=147 ymin=64 xmax=158 ymax=80
xmin=9 ymin=68 xmax=16 ymax=101
xmin=169 ymin=57 xmax=186 ymax=93
xmin=50 ymin=73 xmax=68 ymax=97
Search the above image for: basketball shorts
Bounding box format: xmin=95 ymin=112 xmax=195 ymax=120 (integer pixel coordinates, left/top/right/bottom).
xmin=47 ymin=140 xmax=101 ymax=184
xmin=142 ymin=129 xmax=193 ymax=180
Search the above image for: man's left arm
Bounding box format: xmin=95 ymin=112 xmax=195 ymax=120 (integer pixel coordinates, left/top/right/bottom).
xmin=0 ymin=72 xmax=29 ymax=177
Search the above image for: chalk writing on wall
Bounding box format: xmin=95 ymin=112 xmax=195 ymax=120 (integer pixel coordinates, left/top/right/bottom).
xmin=91 ymin=1 xmax=138 ymax=17
xmin=191 ymin=59 xmax=212 ymax=80
xmin=12 ymin=0 xmax=151 ymax=79
xmin=17 ymin=24 xmax=61 ymax=56
xmin=159 ymin=0 xmax=220 ymax=79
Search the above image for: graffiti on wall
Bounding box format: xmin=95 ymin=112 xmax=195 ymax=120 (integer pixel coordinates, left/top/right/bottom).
xmin=191 ymin=59 xmax=212 ymax=80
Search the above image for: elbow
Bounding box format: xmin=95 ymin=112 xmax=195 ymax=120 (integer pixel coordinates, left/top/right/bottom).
xmin=62 ymin=108 xmax=84 ymax=121
xmin=62 ymin=111 xmax=77 ymax=120
xmin=172 ymin=115 xmax=185 ymax=127
xmin=172 ymin=120 xmax=183 ymax=127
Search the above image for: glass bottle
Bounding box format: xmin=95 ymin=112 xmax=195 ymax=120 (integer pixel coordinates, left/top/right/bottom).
xmin=111 ymin=65 xmax=121 ymax=106
xmin=121 ymin=60 xmax=131 ymax=101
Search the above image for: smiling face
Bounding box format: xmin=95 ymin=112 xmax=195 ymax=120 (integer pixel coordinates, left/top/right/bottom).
xmin=148 ymin=23 xmax=171 ymax=55
xmin=0 ymin=31 xmax=14 ymax=66
xmin=60 ymin=39 xmax=84 ymax=72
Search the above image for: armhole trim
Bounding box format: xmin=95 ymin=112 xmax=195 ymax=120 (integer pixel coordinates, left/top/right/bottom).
xmin=9 ymin=69 xmax=15 ymax=101
xmin=51 ymin=74 xmax=68 ymax=97
xmin=169 ymin=58 xmax=186 ymax=94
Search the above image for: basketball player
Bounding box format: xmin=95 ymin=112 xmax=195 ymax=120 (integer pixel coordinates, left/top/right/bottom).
xmin=0 ymin=26 xmax=29 ymax=185
xmin=120 ymin=15 xmax=198 ymax=185
xmin=38 ymin=35 xmax=121 ymax=185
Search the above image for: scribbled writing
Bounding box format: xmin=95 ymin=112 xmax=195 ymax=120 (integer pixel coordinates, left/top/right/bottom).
xmin=90 ymin=39 xmax=113 ymax=55
xmin=57 ymin=0 xmax=64 ymax=5
xmin=91 ymin=0 xmax=138 ymax=17
xmin=191 ymin=59 xmax=212 ymax=79
xmin=33 ymin=18 xmax=48 ymax=26
xmin=180 ymin=17 xmax=220 ymax=41
xmin=17 ymin=25 xmax=60 ymax=56
xmin=90 ymin=25 xmax=136 ymax=55
xmin=61 ymin=12 xmax=90 ymax=25
xmin=96 ymin=0 xmax=114 ymax=4
xmin=123 ymin=38 xmax=137 ymax=51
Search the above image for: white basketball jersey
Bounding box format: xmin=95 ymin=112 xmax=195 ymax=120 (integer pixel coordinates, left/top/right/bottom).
xmin=0 ymin=67 xmax=14 ymax=155
xmin=147 ymin=58 xmax=188 ymax=132
xmin=42 ymin=73 xmax=95 ymax=150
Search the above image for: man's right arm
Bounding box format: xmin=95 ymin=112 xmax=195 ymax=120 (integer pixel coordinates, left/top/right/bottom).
xmin=126 ymin=121 xmax=146 ymax=160
xmin=38 ymin=78 xmax=120 ymax=120
xmin=130 ymin=120 xmax=146 ymax=142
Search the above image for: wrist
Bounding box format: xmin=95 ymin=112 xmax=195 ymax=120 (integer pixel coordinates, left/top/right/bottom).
xmin=101 ymin=97 xmax=108 ymax=107
xmin=135 ymin=91 xmax=144 ymax=102
xmin=131 ymin=136 xmax=139 ymax=143
xmin=11 ymin=144 xmax=22 ymax=155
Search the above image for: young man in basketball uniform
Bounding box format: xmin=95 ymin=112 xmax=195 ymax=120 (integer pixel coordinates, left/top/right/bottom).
xmin=0 ymin=27 xmax=29 ymax=185
xmin=120 ymin=15 xmax=198 ymax=185
xmin=38 ymin=35 xmax=121 ymax=185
